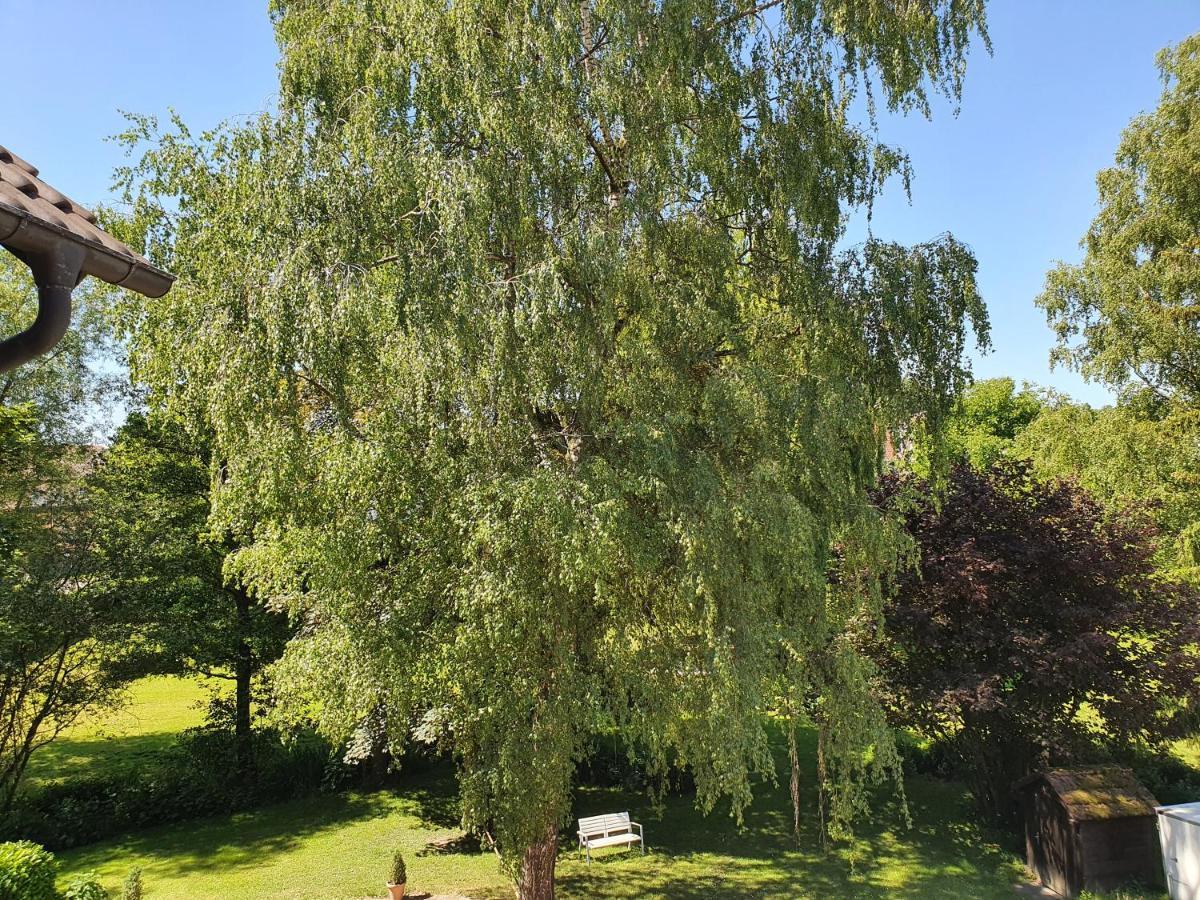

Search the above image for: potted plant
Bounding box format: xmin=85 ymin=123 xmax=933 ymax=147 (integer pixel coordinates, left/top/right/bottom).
xmin=386 ymin=850 xmax=406 ymax=900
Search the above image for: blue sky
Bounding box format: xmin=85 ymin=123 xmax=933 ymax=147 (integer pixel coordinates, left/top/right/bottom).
xmin=4 ymin=1 xmax=1198 ymax=407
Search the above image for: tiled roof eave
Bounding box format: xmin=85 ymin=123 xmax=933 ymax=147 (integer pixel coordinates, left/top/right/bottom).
xmin=0 ymin=199 xmax=174 ymax=299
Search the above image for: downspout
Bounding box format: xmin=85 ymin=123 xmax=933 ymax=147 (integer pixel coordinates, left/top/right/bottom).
xmin=0 ymin=242 xmax=86 ymax=375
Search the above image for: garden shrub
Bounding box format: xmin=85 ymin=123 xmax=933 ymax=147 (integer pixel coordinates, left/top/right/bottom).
xmin=388 ymin=851 xmax=406 ymax=885
xmin=575 ymin=729 xmax=694 ymax=794
xmin=62 ymin=872 xmax=107 ymax=900
xmin=576 ymin=732 xmax=648 ymax=791
xmin=0 ymin=841 xmax=57 ymax=900
xmin=121 ymin=868 xmax=142 ymax=900
xmin=1131 ymin=751 xmax=1200 ymax=807
xmin=4 ymin=727 xmax=333 ymax=850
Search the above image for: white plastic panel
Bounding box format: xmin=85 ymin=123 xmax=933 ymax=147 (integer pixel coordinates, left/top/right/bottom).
xmin=1159 ymin=804 xmax=1200 ymax=900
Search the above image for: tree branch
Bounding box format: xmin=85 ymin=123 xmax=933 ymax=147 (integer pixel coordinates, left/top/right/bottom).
xmin=584 ymin=130 xmax=622 ymax=203
xmin=712 ymin=0 xmax=785 ymax=31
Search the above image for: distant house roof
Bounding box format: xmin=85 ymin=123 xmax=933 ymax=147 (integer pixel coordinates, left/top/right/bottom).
xmin=1017 ymin=766 xmax=1159 ymax=822
xmin=0 ymin=144 xmax=173 ymax=298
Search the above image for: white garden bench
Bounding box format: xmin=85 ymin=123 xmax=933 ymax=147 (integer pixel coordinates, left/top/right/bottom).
xmin=576 ymin=811 xmax=644 ymax=863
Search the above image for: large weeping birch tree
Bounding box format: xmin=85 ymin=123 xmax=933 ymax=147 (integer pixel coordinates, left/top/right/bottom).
xmin=116 ymin=1 xmax=989 ymax=895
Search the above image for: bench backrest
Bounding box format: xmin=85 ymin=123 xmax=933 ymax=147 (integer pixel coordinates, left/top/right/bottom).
xmin=578 ymin=812 xmax=631 ymax=838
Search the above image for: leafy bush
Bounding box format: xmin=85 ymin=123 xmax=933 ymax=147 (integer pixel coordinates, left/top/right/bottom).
xmin=4 ymin=727 xmax=332 ymax=850
xmin=121 ymin=867 xmax=143 ymax=900
xmin=575 ymin=730 xmax=694 ymax=795
xmin=1131 ymin=751 xmax=1200 ymax=807
xmin=0 ymin=841 xmax=58 ymax=900
xmin=576 ymin=733 xmax=647 ymax=791
xmin=63 ymin=872 xmax=107 ymax=900
xmin=389 ymin=851 xmax=406 ymax=885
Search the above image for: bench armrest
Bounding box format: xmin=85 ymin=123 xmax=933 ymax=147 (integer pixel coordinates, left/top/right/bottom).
xmin=630 ymin=821 xmax=643 ymax=834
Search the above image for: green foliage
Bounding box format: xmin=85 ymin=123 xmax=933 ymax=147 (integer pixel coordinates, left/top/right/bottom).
xmin=84 ymin=413 xmax=291 ymax=733
xmin=1040 ymin=34 xmax=1200 ymax=407
xmin=1131 ymin=749 xmax=1200 ymax=809
xmin=1033 ymin=31 xmax=1200 ymax=585
xmin=1016 ymin=392 xmax=1200 ymax=582
xmin=942 ymin=377 xmax=1044 ymax=469
xmin=909 ymin=375 xmax=1200 ymax=583
xmin=6 ymin=727 xmax=332 ymax=851
xmin=388 ymin=851 xmax=406 ymax=885
xmin=120 ymin=867 xmax=142 ymax=900
xmin=0 ymin=402 xmax=140 ymax=814
xmin=0 ymin=253 xmax=146 ymax=815
xmin=62 ymin=872 xmax=107 ymax=900
xmin=0 ymin=253 xmax=115 ymax=442
xmin=114 ymin=0 xmax=989 ymax=883
xmin=0 ymin=841 xmax=58 ymax=900
xmin=877 ymin=463 xmax=1200 ymax=823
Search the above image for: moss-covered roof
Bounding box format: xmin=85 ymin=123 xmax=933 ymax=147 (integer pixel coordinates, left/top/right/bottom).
xmin=1021 ymin=766 xmax=1158 ymax=822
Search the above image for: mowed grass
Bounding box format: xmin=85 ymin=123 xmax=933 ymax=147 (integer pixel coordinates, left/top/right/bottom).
xmin=1174 ymin=736 xmax=1200 ymax=771
xmin=58 ymin=777 xmax=510 ymax=900
xmin=48 ymin=678 xmax=1188 ymax=898
xmin=52 ymin=682 xmax=1030 ymax=899
xmin=57 ymin=768 xmax=1030 ymax=899
xmin=25 ymin=676 xmax=219 ymax=790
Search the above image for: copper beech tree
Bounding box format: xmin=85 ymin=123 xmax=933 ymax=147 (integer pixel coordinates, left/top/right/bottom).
xmin=114 ymin=1 xmax=990 ymax=895
xmin=877 ymin=462 xmax=1200 ymax=824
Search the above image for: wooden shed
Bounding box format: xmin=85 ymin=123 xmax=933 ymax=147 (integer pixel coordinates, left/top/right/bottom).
xmin=1016 ymin=766 xmax=1161 ymax=897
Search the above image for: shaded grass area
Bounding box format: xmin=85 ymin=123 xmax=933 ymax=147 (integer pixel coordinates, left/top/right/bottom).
xmin=46 ymin=679 xmax=1193 ymax=898
xmin=560 ymin=769 xmax=1026 ymax=900
xmin=58 ymin=736 xmax=1028 ymax=899
xmin=59 ymin=771 xmax=510 ymax=900
xmin=24 ymin=676 xmax=218 ymax=790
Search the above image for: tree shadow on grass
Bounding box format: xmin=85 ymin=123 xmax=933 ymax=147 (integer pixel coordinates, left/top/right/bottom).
xmin=63 ymin=790 xmax=399 ymax=880
xmin=23 ymin=731 xmax=179 ymax=790
xmin=398 ymin=763 xmax=463 ymax=830
xmin=57 ymin=723 xmax=1029 ymax=899
xmin=560 ymin=733 xmax=1025 ymax=899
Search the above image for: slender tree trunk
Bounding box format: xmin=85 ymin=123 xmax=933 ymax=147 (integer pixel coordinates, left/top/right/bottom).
xmin=516 ymin=822 xmax=559 ymax=900
xmin=788 ymin=716 xmax=802 ymax=846
xmin=234 ymin=588 xmax=253 ymax=772
xmin=816 ymin=723 xmax=830 ymax=850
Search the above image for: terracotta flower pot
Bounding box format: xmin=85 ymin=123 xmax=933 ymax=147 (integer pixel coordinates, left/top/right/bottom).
xmin=386 ymin=882 xmax=406 ymax=900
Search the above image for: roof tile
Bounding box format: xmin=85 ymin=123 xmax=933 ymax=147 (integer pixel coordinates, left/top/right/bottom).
xmin=0 ymin=143 xmax=173 ymax=298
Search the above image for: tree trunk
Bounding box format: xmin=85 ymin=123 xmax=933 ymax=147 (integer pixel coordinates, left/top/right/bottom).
xmin=516 ymin=822 xmax=559 ymax=900
xmin=788 ymin=717 xmax=802 ymax=846
xmin=234 ymin=588 xmax=253 ymax=773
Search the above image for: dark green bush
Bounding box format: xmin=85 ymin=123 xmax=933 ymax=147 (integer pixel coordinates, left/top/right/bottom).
xmin=121 ymin=867 xmax=142 ymax=900
xmin=575 ymin=730 xmax=694 ymax=795
xmin=5 ymin=727 xmax=333 ymax=850
xmin=0 ymin=841 xmax=58 ymax=900
xmin=389 ymin=851 xmax=406 ymax=885
xmin=1131 ymin=750 xmax=1200 ymax=806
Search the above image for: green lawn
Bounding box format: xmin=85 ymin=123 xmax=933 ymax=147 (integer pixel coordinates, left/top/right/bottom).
xmin=1174 ymin=736 xmax=1200 ymax=770
xmin=58 ymin=766 xmax=1029 ymax=899
xmin=25 ymin=676 xmax=218 ymax=790
xmin=42 ymin=678 xmax=1181 ymax=898
xmin=53 ymin=717 xmax=1029 ymax=899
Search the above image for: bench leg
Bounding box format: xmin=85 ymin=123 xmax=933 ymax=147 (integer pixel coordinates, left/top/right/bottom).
xmin=586 ymin=845 xmax=591 ymax=865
